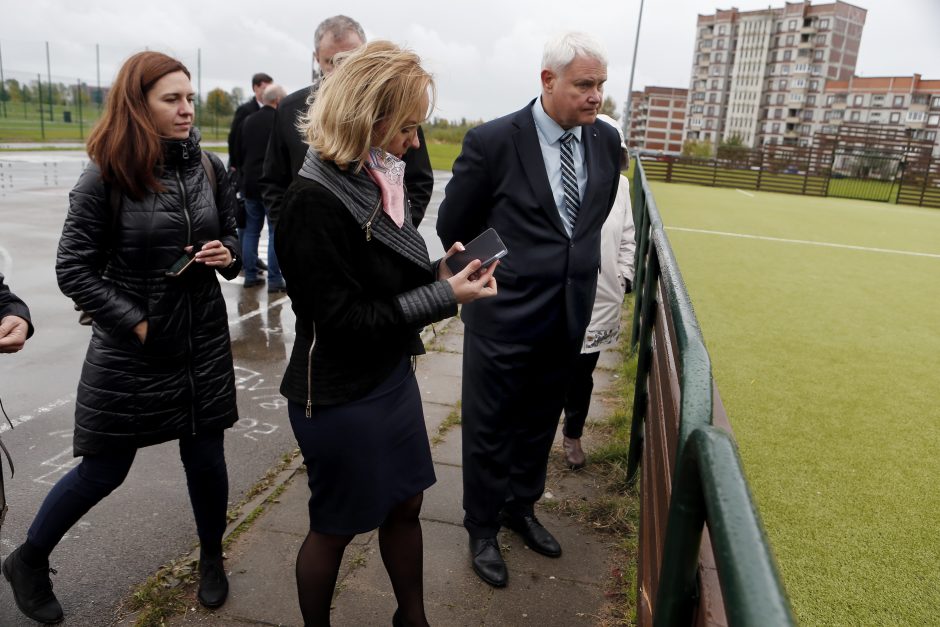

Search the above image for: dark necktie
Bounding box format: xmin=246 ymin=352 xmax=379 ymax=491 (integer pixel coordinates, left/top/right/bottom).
xmin=560 ymin=132 xmax=580 ymax=232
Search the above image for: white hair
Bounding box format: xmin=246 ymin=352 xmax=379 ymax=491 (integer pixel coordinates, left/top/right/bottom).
xmin=262 ymin=83 xmax=287 ymax=105
xmin=542 ymin=32 xmax=608 ymax=73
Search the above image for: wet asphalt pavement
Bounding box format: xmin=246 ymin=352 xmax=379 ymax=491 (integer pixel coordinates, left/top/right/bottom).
xmin=0 ymin=151 xmax=450 ymax=626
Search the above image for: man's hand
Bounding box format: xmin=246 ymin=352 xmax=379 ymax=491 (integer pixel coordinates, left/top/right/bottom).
xmin=0 ymin=315 xmax=30 ymax=353
xmin=133 ymin=320 xmax=148 ymax=345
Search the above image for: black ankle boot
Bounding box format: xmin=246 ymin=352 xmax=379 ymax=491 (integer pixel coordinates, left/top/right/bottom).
xmin=2 ymin=546 xmax=64 ymax=624
xmin=197 ymin=554 xmax=229 ymax=608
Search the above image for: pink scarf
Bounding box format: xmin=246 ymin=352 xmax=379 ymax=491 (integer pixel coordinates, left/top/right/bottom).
xmin=364 ymin=148 xmax=406 ymax=228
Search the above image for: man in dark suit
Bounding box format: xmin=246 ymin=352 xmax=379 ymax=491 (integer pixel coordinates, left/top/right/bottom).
xmin=237 ymin=84 xmax=287 ymax=292
xmin=261 ymin=15 xmax=433 ymax=229
xmin=227 ymin=72 xmax=273 ymax=171
xmin=436 ymin=32 xmax=621 ymax=588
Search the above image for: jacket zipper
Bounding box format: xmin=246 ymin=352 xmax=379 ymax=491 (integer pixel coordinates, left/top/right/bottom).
xmin=175 ymin=166 xmax=197 ymax=434
xmin=362 ymin=197 xmax=382 ymax=241
xmin=306 ymin=321 xmax=315 ymax=417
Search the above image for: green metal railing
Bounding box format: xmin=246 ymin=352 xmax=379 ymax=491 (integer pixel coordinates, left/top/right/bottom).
xmin=626 ymin=159 xmax=794 ymax=626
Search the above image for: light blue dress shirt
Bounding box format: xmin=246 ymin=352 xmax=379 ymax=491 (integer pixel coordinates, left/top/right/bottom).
xmin=532 ymin=97 xmax=587 ymax=238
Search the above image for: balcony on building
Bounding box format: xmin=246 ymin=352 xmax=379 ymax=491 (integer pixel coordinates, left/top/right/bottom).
xmin=801 ymin=18 xmax=817 ymax=35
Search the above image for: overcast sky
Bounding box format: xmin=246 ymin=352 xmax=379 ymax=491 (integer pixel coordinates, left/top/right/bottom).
xmin=1 ymin=0 xmax=938 ymax=121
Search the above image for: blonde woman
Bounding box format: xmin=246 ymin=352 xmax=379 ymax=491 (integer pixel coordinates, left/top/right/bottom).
xmin=274 ymin=41 xmax=496 ymax=627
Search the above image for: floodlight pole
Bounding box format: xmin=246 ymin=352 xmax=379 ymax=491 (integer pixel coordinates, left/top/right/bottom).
xmin=624 ymin=0 xmax=645 ymax=152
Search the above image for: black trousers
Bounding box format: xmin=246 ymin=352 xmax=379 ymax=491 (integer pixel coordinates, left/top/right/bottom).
xmin=27 ymin=431 xmax=228 ymax=557
xmin=461 ymin=328 xmax=579 ymax=539
xmin=562 ymin=351 xmax=602 ymax=439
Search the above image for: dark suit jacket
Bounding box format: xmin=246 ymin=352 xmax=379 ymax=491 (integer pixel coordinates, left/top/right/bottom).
xmin=437 ymin=100 xmax=621 ymax=344
xmin=237 ymin=105 xmax=276 ymax=200
xmin=227 ymin=98 xmax=262 ymax=169
xmin=260 ymin=84 xmax=434 ymax=228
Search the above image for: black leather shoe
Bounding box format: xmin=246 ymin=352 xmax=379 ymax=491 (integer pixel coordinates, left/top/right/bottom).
xmin=257 ymin=259 xmax=268 ymax=272
xmin=2 ymin=546 xmax=64 ymax=624
xmin=501 ymin=512 xmax=562 ymax=557
xmin=469 ymin=537 xmax=507 ymax=587
xmin=197 ymin=555 xmax=229 ymax=608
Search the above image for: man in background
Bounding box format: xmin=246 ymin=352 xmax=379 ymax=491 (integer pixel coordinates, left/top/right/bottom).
xmin=261 ymin=15 xmax=433 ymax=228
xmin=237 ymin=84 xmax=288 ymax=293
xmin=228 ymin=72 xmax=274 ymax=171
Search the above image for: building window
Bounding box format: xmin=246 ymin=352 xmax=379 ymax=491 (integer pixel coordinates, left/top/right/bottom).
xmin=714 ymin=52 xmax=723 ymax=62
xmin=777 ymin=94 xmax=785 ymax=105
xmin=872 ymin=95 xmax=885 ymax=107
xmin=712 ymin=66 xmax=721 ymax=76
xmin=782 ymin=64 xmax=790 ymax=75
xmin=893 ymin=95 xmax=904 ymax=107
xmin=717 ymin=39 xmax=725 ymax=49
xmin=783 ymin=50 xmax=792 ymax=61
xmin=807 ymin=95 xmax=816 ymax=105
xmin=711 ymin=79 xmax=719 ymax=89
xmin=931 ymin=96 xmax=940 ymax=108
xmin=789 ymin=19 xmax=797 ymax=31
xmin=709 ymin=92 xmax=717 ymax=103
xmin=853 ymin=95 xmax=863 ymax=106
xmin=819 ymin=18 xmax=829 ymax=29
xmin=772 ymin=123 xmax=780 ymax=133
xmin=870 ymin=111 xmax=881 ymax=120
xmin=929 ymin=114 xmax=940 ymax=126
xmin=786 ymin=35 xmax=794 ymax=45
xmin=706 ymin=105 xmax=715 ymax=116
xmin=790 ymin=93 xmax=804 ymax=102
xmin=907 ymin=111 xmax=926 ymax=122
xmin=809 ymin=80 xmax=819 ymax=91
xmin=850 ymin=111 xmax=860 ymax=121
xmin=780 ymin=79 xmax=788 ymax=90
xmin=826 ymin=95 xmax=835 ymax=106
xmin=795 ymin=79 xmax=806 ymax=88
xmin=815 ymin=34 xmax=826 ymax=44
xmin=814 ymin=50 xmax=824 ymax=61
xmin=890 ymin=112 xmax=900 ymax=123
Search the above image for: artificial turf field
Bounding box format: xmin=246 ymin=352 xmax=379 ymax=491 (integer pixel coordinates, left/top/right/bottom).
xmin=646 ymin=182 xmax=940 ymax=625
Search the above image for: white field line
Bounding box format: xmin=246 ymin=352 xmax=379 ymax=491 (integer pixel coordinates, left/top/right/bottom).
xmin=666 ymin=226 xmax=940 ymax=260
xmin=735 ymin=189 xmax=755 ymax=198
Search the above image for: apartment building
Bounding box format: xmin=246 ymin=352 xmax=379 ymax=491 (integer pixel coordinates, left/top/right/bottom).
xmin=819 ymin=74 xmax=940 ymax=155
xmin=684 ymin=0 xmax=866 ymax=149
xmin=628 ymin=86 xmax=688 ymax=153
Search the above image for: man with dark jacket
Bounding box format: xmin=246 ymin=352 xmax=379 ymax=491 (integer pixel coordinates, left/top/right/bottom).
xmin=227 ymin=72 xmax=273 ymax=171
xmin=437 ymin=32 xmax=621 ymax=589
xmin=237 ymin=84 xmax=287 ymax=292
xmin=0 ymin=272 xmax=33 ymax=353
xmin=261 ymin=15 xmax=433 ymax=229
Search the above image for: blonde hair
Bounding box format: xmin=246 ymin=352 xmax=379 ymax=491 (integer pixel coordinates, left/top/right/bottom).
xmin=301 ymin=40 xmax=435 ymax=171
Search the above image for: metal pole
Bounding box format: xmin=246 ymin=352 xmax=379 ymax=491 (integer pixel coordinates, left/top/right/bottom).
xmin=0 ymin=40 xmax=7 ymax=118
xmin=197 ymin=48 xmax=202 ymax=127
xmin=76 ymin=79 xmax=84 ymax=140
xmin=96 ymin=43 xmax=102 ymax=113
xmin=45 ymin=41 xmax=53 ymax=122
xmin=623 ymin=0 xmax=645 ymax=148
xmin=37 ymin=74 xmax=46 ymax=140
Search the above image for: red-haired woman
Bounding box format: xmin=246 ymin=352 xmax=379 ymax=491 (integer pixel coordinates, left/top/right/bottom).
xmin=2 ymin=51 xmax=241 ymax=624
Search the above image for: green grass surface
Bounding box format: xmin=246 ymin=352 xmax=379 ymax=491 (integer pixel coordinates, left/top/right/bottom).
xmin=426 ymin=141 xmax=460 ymax=172
xmin=648 ymin=182 xmax=940 ymax=625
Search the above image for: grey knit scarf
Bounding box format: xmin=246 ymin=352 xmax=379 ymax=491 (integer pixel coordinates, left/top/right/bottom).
xmin=297 ymin=148 xmax=431 ymax=272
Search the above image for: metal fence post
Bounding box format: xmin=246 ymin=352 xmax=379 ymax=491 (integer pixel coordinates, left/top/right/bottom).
xmin=627 ymin=245 xmax=660 ymax=484
xmin=37 ymin=73 xmax=46 ymax=140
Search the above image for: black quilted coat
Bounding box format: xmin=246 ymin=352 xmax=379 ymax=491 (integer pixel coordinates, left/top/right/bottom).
xmin=57 ymin=130 xmax=241 ymax=456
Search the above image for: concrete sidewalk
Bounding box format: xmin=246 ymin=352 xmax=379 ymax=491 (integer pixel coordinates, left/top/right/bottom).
xmin=157 ymin=318 xmax=627 ymax=627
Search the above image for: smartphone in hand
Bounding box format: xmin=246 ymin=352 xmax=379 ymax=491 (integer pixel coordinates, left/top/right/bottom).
xmin=165 ymin=251 xmax=197 ymax=277
xmin=446 ymin=228 xmax=508 ymax=275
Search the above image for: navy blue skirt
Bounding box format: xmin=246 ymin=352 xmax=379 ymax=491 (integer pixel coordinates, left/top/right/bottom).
xmin=288 ymin=356 xmax=436 ymax=535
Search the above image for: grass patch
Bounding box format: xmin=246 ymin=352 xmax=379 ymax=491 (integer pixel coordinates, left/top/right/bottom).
xmin=426 ymin=141 xmax=460 ymax=172
xmin=430 ymin=403 xmax=461 ymax=446
xmin=650 ymin=182 xmax=940 ymax=625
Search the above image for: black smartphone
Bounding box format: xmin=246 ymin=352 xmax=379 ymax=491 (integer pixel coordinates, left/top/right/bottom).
xmin=165 ymin=252 xmax=197 ymax=277
xmin=446 ymin=228 xmax=509 ymax=276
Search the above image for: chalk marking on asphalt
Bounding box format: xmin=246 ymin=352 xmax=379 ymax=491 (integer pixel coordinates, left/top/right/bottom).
xmin=0 ymin=395 xmax=74 ymax=434
xmin=666 ymin=227 xmax=940 ymax=259
xmin=735 ymin=189 xmax=755 ymax=198
xmin=34 ymin=446 xmax=80 ymax=485
xmin=229 ymin=295 xmax=290 ymax=324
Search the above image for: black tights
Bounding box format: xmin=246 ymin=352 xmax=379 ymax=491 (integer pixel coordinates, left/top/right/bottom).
xmin=296 ymin=493 xmax=429 ymax=627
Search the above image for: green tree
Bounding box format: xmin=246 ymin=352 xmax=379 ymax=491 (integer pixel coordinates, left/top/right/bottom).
xmin=681 ymin=138 xmax=714 ymax=158
xmin=717 ymin=134 xmax=750 ymax=164
xmin=3 ymin=79 xmax=22 ymax=102
xmin=206 ymin=88 xmax=234 ymax=116
xmin=230 ymin=86 xmax=245 ymax=106
xmin=600 ymin=96 xmax=619 ymax=119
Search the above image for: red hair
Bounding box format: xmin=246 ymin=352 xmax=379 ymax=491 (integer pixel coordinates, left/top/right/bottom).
xmin=86 ymin=51 xmax=190 ymax=200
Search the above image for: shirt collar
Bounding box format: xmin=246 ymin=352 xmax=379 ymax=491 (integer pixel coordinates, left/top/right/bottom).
xmin=532 ymin=96 xmax=582 ymax=144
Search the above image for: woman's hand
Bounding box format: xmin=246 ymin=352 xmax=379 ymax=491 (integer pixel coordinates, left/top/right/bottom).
xmin=189 ymin=240 xmax=232 ymax=268
xmin=133 ymin=320 xmax=148 ymax=344
xmin=446 ymin=259 xmax=498 ymax=305
xmin=437 ymin=241 xmax=466 ymax=280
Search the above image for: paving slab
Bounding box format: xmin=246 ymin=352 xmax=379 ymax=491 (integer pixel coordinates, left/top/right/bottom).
xmin=431 ymin=429 xmax=463 ymax=466
xmin=422 ymin=462 xmax=466 ymax=526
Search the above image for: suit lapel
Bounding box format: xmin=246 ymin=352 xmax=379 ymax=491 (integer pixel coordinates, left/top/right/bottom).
xmin=512 ymin=105 xmax=569 ymax=238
